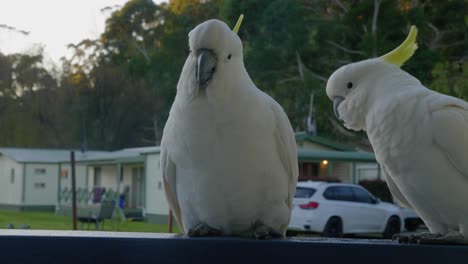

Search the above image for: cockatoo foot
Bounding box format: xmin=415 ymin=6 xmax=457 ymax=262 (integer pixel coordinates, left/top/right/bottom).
xmin=393 ymin=232 xmax=466 ymax=244
xmin=393 ymin=232 xmax=442 ymax=244
xmin=392 ymin=233 xmax=410 ymax=243
xmin=408 ymin=232 xmax=442 ymax=244
xmin=245 ymin=221 xmax=283 ymax=240
xmin=187 ymin=223 xmax=222 ymax=237
xmin=415 ymin=233 xmax=468 ymax=245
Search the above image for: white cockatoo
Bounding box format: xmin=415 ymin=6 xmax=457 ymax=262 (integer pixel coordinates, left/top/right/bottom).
xmin=326 ymin=26 xmax=468 ymax=244
xmin=160 ymin=16 xmax=298 ymax=239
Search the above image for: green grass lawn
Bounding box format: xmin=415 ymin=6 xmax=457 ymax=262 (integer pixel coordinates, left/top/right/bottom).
xmin=0 ymin=210 xmax=180 ymax=233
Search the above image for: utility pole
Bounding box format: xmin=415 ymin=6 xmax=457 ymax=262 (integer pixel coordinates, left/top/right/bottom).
xmin=168 ymin=210 xmax=173 ymax=233
xmin=71 ymin=151 xmax=77 ymax=230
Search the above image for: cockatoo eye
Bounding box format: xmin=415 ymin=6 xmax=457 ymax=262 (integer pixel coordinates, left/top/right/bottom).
xmin=347 ymin=82 xmax=353 ymax=89
xmin=228 ymin=54 xmax=232 ymax=60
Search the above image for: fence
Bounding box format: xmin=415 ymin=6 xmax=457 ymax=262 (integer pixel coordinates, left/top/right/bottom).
xmin=58 ymin=187 xmax=121 ymax=205
xmin=0 ymin=230 xmax=466 ymax=264
xmin=57 ymin=187 xmax=123 ymax=218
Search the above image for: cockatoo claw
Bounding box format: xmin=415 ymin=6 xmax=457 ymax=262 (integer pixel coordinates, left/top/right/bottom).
xmin=434 ymin=234 xmax=468 ymax=245
xmin=411 ymin=232 xmax=447 ymax=244
xmin=250 ymin=221 xmax=283 ymax=240
xmin=414 ymin=233 xmax=468 ymax=245
xmin=393 ymin=232 xmax=468 ymax=245
xmin=392 ymin=232 xmax=441 ymax=244
xmin=187 ymin=223 xmax=222 ymax=237
xmin=392 ymin=233 xmax=409 ymax=243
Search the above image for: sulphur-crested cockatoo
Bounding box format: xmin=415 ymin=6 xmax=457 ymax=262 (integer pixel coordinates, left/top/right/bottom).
xmin=160 ymin=16 xmax=298 ymax=239
xmin=326 ymin=26 xmax=468 ymax=244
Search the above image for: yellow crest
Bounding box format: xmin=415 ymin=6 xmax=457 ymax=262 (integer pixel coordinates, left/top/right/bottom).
xmin=233 ymin=14 xmax=244 ymax=34
xmin=380 ymin=26 xmax=418 ymax=67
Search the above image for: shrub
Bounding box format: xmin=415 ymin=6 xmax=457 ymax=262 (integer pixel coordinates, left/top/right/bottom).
xmin=359 ymin=179 xmax=393 ymax=203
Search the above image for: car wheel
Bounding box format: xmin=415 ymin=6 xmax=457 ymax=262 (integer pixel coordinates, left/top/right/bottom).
xmin=383 ymin=216 xmax=401 ymax=239
xmin=323 ymin=217 xmax=343 ymax=238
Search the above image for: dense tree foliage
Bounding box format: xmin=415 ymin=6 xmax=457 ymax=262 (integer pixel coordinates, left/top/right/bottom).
xmin=0 ymin=0 xmax=466 ymax=150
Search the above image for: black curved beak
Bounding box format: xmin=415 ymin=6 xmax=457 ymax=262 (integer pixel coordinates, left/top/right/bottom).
xmin=333 ymin=96 xmax=345 ymax=121
xmin=196 ymin=49 xmax=217 ymax=88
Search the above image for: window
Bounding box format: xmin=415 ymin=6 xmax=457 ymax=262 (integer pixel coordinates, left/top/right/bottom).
xmin=60 ymin=169 xmax=68 ymax=179
xmin=299 ymin=162 xmax=319 ymax=180
xmin=35 ymin=168 xmax=46 ymax=174
xmin=324 ymin=186 xmax=338 ymax=200
xmin=10 ymin=168 xmax=15 ymax=184
xmin=352 ymin=187 xmax=375 ymax=204
xmin=294 ymin=187 xmax=316 ymax=198
xmin=323 ymin=186 xmax=354 ymax=202
xmin=94 ymin=167 xmax=102 ymax=187
xmin=34 ymin=182 xmax=46 ymax=189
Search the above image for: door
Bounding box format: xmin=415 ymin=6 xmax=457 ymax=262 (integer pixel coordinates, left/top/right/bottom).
xmin=350 ymin=187 xmax=387 ymax=233
xmin=322 ymin=186 xmax=359 ymax=233
xmin=131 ymin=167 xmax=144 ymax=208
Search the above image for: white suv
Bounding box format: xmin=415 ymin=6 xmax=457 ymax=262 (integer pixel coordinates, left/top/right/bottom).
xmin=288 ymin=181 xmax=418 ymax=238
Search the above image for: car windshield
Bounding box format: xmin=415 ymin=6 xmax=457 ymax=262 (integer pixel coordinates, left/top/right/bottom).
xmin=295 ymin=187 xmax=316 ymax=198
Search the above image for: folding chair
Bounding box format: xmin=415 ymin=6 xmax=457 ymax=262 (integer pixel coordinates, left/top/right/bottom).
xmin=78 ymin=199 xmax=115 ymax=230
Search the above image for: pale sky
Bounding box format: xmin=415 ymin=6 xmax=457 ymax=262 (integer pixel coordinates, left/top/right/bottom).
xmin=0 ymin=0 xmax=165 ymax=65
